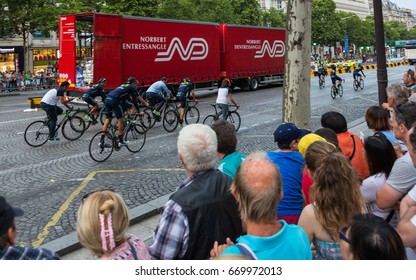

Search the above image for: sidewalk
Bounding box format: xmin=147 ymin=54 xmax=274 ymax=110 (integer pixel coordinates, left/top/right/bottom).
xmin=44 ymin=116 xmax=371 ymax=260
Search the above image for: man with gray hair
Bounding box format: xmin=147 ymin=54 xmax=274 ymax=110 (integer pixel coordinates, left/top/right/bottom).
xmin=377 ymin=102 xmax=416 ymax=209
xmin=149 ymin=124 xmax=242 ymax=259
xmin=210 ymin=152 xmax=312 ymax=260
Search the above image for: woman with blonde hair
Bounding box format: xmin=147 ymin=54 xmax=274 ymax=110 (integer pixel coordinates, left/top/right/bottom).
xmin=77 ymin=190 xmax=151 ymax=260
xmin=298 ymin=141 xmax=365 ymax=260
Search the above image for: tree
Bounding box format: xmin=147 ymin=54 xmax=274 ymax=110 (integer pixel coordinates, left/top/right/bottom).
xmin=384 ymin=20 xmax=408 ymax=44
xmin=102 ymin=0 xmax=159 ymax=17
xmin=260 ymin=8 xmax=286 ymax=28
xmin=311 ymin=0 xmax=340 ymax=46
xmin=157 ymin=0 xmax=197 ymax=20
xmin=283 ymin=0 xmax=311 ymax=128
xmin=4 ymin=0 xmax=58 ymax=70
xmin=232 ymin=0 xmax=262 ymax=26
xmin=194 ymin=0 xmax=234 ymax=23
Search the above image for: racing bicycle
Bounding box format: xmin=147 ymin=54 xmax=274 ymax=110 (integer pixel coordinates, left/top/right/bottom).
xmin=353 ymin=75 xmax=365 ymax=91
xmin=163 ymin=99 xmax=200 ymax=132
xmin=88 ymin=113 xmax=146 ymax=162
xmin=330 ymin=79 xmax=344 ymax=99
xmin=24 ymin=108 xmax=86 ymax=147
xmin=203 ymin=104 xmax=241 ymax=131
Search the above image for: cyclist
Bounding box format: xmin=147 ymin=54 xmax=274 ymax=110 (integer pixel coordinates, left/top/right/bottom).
xmin=216 ymin=78 xmax=239 ymax=120
xmin=317 ymin=60 xmax=326 ymax=81
xmin=176 ymin=77 xmax=197 ymax=127
xmin=82 ymin=77 xmax=107 ymax=123
xmin=353 ymin=64 xmax=366 ymax=82
xmin=145 ymin=77 xmax=174 ymax=118
xmin=100 ymin=77 xmax=149 ymax=147
xmin=39 ymin=81 xmax=74 ymax=141
xmin=330 ymin=65 xmax=342 ymax=89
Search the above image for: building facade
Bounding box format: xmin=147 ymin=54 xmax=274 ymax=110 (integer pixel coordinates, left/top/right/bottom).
xmin=0 ymin=32 xmax=58 ymax=74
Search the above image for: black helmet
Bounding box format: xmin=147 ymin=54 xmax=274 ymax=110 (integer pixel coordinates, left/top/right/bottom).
xmin=127 ymin=77 xmax=138 ymax=85
xmin=185 ymin=77 xmax=191 ymax=82
xmin=98 ymin=78 xmax=107 ymax=83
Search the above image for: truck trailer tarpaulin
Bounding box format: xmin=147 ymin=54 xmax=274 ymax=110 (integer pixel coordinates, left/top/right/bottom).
xmin=58 ymin=12 xmax=286 ymax=93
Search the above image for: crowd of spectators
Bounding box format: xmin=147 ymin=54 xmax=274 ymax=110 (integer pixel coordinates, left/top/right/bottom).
xmin=4 ymin=68 xmax=416 ymax=261
xmin=0 ymin=70 xmax=58 ymax=92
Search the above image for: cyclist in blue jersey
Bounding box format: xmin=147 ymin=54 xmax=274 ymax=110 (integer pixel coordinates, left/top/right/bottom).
xmin=176 ymin=77 xmax=197 ymax=127
xmin=353 ymin=64 xmax=366 ymax=82
xmin=101 ymin=77 xmax=149 ymax=147
xmin=146 ymin=77 xmax=174 ymax=117
xmin=330 ymin=65 xmax=342 ymax=86
xmin=82 ymin=77 xmax=107 ymax=123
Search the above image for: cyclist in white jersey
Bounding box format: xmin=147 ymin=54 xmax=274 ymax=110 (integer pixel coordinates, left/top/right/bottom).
xmin=216 ymin=78 xmax=239 ymax=120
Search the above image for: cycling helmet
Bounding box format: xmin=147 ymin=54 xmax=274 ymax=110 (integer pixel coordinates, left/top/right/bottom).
xmin=185 ymin=77 xmax=191 ymax=82
xmin=127 ymin=77 xmax=138 ymax=85
xmin=358 ymin=63 xmax=362 ymax=67
xmin=331 ymin=65 xmax=336 ymax=70
xmin=98 ymin=78 xmax=107 ymax=83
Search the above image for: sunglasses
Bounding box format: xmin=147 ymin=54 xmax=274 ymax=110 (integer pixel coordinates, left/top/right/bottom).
xmin=81 ymin=189 xmax=114 ymax=203
xmin=339 ymin=226 xmax=350 ymax=244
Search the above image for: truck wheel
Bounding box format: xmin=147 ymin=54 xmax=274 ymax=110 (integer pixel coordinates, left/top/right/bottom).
xmin=249 ymin=77 xmax=259 ymax=91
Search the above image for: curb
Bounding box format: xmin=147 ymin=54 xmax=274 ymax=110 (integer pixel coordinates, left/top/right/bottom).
xmin=42 ymin=193 xmax=171 ymax=256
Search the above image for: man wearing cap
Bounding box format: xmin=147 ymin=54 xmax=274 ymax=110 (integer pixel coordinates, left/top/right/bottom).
xmin=0 ymin=196 xmax=60 ymax=259
xmin=267 ymin=123 xmax=310 ymax=224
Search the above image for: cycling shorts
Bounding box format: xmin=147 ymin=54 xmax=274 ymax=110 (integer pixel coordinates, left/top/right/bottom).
xmin=176 ymin=93 xmax=187 ymax=108
xmin=331 ymin=77 xmax=342 ymax=85
xmin=82 ymin=94 xmax=97 ymax=107
xmin=104 ymin=97 xmax=123 ymax=119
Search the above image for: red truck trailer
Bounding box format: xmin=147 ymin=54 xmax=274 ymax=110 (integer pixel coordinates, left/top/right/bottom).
xmin=220 ymin=24 xmax=285 ymax=90
xmin=58 ymin=12 xmax=285 ymax=94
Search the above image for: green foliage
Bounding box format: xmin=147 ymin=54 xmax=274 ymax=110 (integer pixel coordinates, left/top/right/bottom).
xmin=232 ymin=0 xmax=262 ymax=26
xmin=102 ymin=0 xmax=158 ymax=17
xmin=311 ymin=0 xmax=340 ymax=46
xmin=193 ymin=0 xmax=235 ymax=23
xmin=260 ymin=8 xmax=286 ymax=28
xmin=156 ymin=0 xmax=197 ymax=21
xmin=384 ymin=20 xmax=408 ymax=43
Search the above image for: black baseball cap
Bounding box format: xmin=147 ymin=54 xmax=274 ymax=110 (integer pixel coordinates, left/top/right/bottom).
xmin=0 ymin=196 xmax=23 ymax=235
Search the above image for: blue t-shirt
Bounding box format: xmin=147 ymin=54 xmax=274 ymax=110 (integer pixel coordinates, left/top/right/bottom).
xmin=221 ymin=220 xmax=312 ymax=260
xmin=267 ymin=151 xmax=304 ymax=216
xmin=217 ymin=151 xmax=246 ymax=179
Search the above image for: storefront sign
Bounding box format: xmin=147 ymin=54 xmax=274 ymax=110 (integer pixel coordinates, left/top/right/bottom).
xmin=0 ymin=48 xmax=15 ymax=53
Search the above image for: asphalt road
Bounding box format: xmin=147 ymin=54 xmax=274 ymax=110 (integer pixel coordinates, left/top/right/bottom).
xmin=0 ymin=65 xmax=409 ymax=248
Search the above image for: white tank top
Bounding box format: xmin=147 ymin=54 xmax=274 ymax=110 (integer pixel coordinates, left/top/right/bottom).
xmin=216 ymin=87 xmax=229 ymax=104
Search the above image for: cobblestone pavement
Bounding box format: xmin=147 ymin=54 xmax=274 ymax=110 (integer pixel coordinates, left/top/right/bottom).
xmin=0 ymin=65 xmax=407 ymax=247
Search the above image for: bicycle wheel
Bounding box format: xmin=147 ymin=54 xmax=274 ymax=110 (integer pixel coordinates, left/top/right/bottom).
xmin=144 ymin=107 xmax=157 ymax=128
xmin=359 ymin=78 xmax=364 ymax=89
xmin=73 ymin=110 xmax=91 ymax=130
xmin=62 ymin=116 xmax=85 ymax=140
xmin=319 ymin=78 xmax=323 ymax=89
xmin=330 ymin=86 xmax=336 ymax=99
xmin=134 ymin=111 xmax=152 ymax=132
xmin=163 ymin=109 xmax=178 ymax=132
xmin=227 ymin=111 xmax=241 ymax=132
xmin=185 ymin=106 xmax=200 ymax=124
xmin=24 ymin=120 xmax=49 ymax=147
xmin=89 ymin=131 xmax=114 ymax=162
xmin=338 ymin=85 xmax=343 ymax=97
xmin=353 ymin=80 xmax=359 ymax=91
xmin=203 ymin=115 xmax=217 ymax=126
xmin=99 ymin=107 xmax=107 ymax=125
xmin=125 ymin=125 xmax=146 ymax=153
